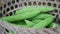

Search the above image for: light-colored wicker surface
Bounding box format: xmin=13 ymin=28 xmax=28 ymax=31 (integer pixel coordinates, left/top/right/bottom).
xmin=0 ymin=20 xmax=60 ymax=34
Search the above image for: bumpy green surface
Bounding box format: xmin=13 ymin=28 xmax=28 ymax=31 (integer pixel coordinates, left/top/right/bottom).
xmin=32 ymin=17 xmax=54 ymax=28
xmin=16 ymin=6 xmax=55 ymax=15
xmin=33 ymin=14 xmax=55 ymax=20
xmin=32 ymin=20 xmax=42 ymax=24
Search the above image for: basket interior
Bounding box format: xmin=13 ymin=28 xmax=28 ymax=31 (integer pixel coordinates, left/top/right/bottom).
xmin=0 ymin=0 xmax=60 ymax=34
xmin=0 ymin=0 xmax=60 ymax=23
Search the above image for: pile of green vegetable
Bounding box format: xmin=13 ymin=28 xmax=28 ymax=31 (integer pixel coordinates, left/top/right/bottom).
xmin=1 ymin=6 xmax=60 ymax=28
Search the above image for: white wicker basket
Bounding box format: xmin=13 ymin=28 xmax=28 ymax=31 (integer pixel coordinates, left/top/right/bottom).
xmin=0 ymin=0 xmax=60 ymax=34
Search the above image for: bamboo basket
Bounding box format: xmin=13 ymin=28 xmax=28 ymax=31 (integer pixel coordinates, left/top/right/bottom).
xmin=0 ymin=0 xmax=60 ymax=34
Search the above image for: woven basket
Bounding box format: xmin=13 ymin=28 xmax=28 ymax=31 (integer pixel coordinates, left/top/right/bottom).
xmin=0 ymin=0 xmax=60 ymax=34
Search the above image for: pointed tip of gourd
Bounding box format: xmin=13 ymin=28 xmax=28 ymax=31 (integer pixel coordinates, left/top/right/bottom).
xmin=25 ymin=20 xmax=34 ymax=27
xmin=40 ymin=6 xmax=55 ymax=12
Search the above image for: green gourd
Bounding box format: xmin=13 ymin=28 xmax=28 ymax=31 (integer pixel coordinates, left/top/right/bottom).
xmin=16 ymin=6 xmax=55 ymax=15
xmin=16 ymin=6 xmax=35 ymax=14
xmin=33 ymin=14 xmax=55 ymax=20
xmin=32 ymin=17 xmax=54 ymax=28
xmin=2 ymin=9 xmax=41 ymax=22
